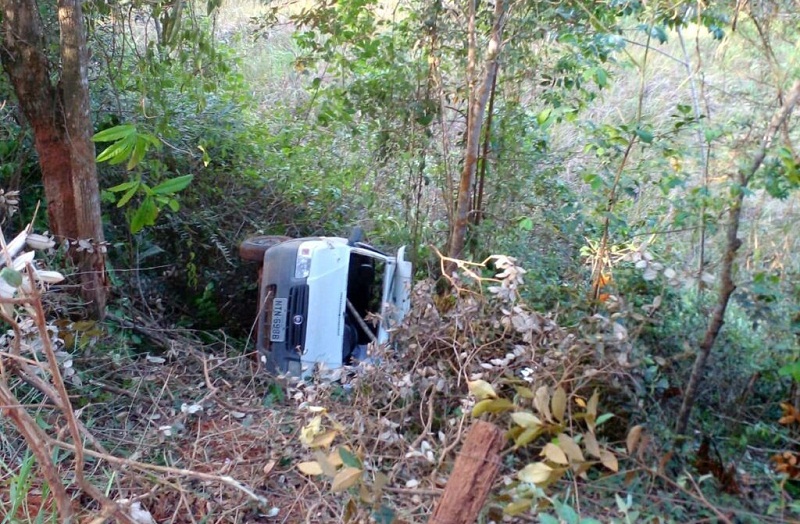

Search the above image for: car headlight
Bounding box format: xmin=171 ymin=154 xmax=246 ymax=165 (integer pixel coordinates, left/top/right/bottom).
xmin=295 ymin=244 xmax=312 ymax=279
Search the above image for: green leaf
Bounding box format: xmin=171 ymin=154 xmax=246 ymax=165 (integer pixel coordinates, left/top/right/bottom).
xmin=151 ymin=174 xmax=194 ymax=195
xmin=594 ymin=67 xmax=608 ymax=88
xmin=518 ymin=217 xmax=533 ymax=231
xmin=0 ymin=267 xmax=23 ymax=288
xmin=130 ymin=197 xmax=158 ymax=233
xmin=116 ymin=180 xmax=141 ymax=208
xmin=338 ymin=447 xmax=362 ymax=469
xmin=472 ymin=398 xmax=515 ymax=417
xmin=107 ymin=179 xmax=139 ymax=193
xmin=596 ymin=413 xmax=614 ymax=427
xmin=127 ymin=137 xmax=149 ymax=170
xmin=92 ymin=124 xmax=136 ymax=143
xmin=96 ymin=135 xmax=131 ymax=164
xmin=635 ymin=128 xmax=654 ymax=144
xmin=537 ymin=108 xmax=552 ymax=125
xmin=167 ymin=199 xmax=180 ymax=212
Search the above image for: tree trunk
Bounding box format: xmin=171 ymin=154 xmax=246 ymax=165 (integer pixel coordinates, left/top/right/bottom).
xmin=1 ymin=0 xmax=108 ymax=318
xmin=58 ymin=0 xmax=108 ymax=317
xmin=676 ymin=79 xmax=800 ymax=434
xmin=445 ymin=0 xmax=506 ymax=273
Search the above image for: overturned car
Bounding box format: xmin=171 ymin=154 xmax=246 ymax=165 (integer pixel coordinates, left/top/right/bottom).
xmin=239 ymin=231 xmax=412 ymax=376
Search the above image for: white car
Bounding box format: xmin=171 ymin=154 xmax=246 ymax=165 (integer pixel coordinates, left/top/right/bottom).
xmin=239 ymin=230 xmax=412 ymax=376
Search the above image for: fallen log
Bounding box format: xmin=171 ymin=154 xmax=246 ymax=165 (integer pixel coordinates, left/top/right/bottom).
xmin=427 ymin=420 xmax=505 ymax=524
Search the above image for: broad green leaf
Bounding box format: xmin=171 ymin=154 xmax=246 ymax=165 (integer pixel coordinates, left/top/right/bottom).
xmin=514 ymin=426 xmax=543 ymax=448
xmin=635 ymin=128 xmax=654 ymax=144
xmin=117 ymin=181 xmax=140 ymax=208
xmin=518 ymin=462 xmax=552 ymax=485
xmin=92 ymin=124 xmax=136 ymax=142
xmin=130 ymin=197 xmax=158 ymax=233
xmin=127 ymin=137 xmax=148 ymax=170
xmin=339 ymin=447 xmax=362 ymax=469
xmin=96 ymin=134 xmax=136 ymax=164
xmin=596 ymin=413 xmax=614 ymax=427
xmin=594 ymin=67 xmax=608 ymax=88
xmin=537 ymin=108 xmax=552 ymax=125
xmin=151 ymin=174 xmax=195 ymax=195
xmin=107 ymin=179 xmax=139 ymax=193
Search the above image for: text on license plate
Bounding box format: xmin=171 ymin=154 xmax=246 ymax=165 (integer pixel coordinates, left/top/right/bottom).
xmin=270 ymin=298 xmax=287 ymax=342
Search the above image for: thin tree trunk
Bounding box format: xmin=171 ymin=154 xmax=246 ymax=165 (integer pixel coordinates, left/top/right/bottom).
xmin=676 ymin=79 xmax=800 ymax=434
xmin=472 ymin=66 xmax=498 ymax=228
xmin=446 ymin=0 xmax=507 ymax=272
xmin=59 ymin=0 xmax=108 ymax=317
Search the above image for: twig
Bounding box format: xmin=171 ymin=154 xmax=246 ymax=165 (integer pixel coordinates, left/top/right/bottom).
xmin=49 ymin=437 xmax=271 ymax=507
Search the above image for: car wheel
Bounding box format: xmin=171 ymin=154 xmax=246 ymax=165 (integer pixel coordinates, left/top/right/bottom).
xmin=239 ymin=235 xmax=292 ymax=262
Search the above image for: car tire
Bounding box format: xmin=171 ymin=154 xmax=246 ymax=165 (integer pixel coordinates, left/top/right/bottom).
xmin=239 ymin=235 xmax=292 ymax=262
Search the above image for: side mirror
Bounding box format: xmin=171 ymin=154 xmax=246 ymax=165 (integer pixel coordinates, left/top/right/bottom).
xmin=347 ymin=226 xmax=363 ymax=246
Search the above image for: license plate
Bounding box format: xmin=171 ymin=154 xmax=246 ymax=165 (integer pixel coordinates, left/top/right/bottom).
xmin=270 ymin=298 xmax=288 ymax=342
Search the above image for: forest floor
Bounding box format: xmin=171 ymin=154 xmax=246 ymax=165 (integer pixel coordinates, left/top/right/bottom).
xmin=3 ymin=278 xmax=798 ymax=524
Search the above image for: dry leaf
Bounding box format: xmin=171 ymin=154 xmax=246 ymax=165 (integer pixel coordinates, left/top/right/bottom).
xmin=556 ymin=434 xmax=584 ymax=463
xmin=600 ymin=449 xmax=619 ymax=472
xmin=309 ymin=430 xmax=337 ymax=449
xmin=511 ymin=411 xmax=543 ymax=429
xmin=297 ymin=461 xmax=323 ymax=476
xmin=583 ymin=431 xmax=601 ymax=459
xmin=534 ymin=386 xmax=552 ymax=422
xmin=263 ymin=460 xmax=276 ymax=476
xmin=626 ymin=425 xmax=644 ymax=454
xmin=518 ymin=462 xmax=553 ymax=485
xmin=314 ymin=450 xmax=338 ymax=477
xmin=586 ymin=390 xmax=599 ymax=421
xmin=542 ymin=443 xmax=569 ymax=465
xmin=504 ymin=498 xmax=533 ymax=516
xmin=551 ymin=386 xmax=567 ymax=423
xmin=331 ymin=467 xmax=362 ymax=492
xmin=468 ymin=380 xmax=498 ymax=400
xmin=299 ymin=416 xmax=323 ymax=446
xmin=327 ymin=449 xmax=344 ymax=468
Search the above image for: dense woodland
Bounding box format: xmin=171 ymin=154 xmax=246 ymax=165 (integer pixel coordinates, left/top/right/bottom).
xmin=1 ymin=0 xmax=800 ymax=522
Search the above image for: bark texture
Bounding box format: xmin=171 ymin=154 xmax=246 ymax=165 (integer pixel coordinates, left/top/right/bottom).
xmin=0 ymin=0 xmax=108 ymax=317
xmin=675 ymin=79 xmax=800 ymax=434
xmin=427 ymin=420 xmax=504 ymax=524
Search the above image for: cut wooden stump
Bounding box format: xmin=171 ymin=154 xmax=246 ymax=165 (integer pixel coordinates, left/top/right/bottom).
xmin=427 ymin=420 xmax=505 ymax=524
